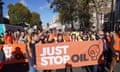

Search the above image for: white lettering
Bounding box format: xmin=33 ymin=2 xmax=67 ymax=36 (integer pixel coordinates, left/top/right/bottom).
xmin=40 ymin=55 xmax=70 ymax=66
xmin=63 ymin=55 xmax=70 ymax=64
xmin=40 ymin=45 xmax=69 ymax=56
xmin=54 ymin=56 xmax=63 ymax=64
xmin=47 ymin=47 xmax=54 ymax=56
xmin=3 ymin=45 xmax=13 ymax=60
xmin=40 ymin=47 xmax=47 ymax=56
xmin=41 ymin=57 xmax=48 ymax=66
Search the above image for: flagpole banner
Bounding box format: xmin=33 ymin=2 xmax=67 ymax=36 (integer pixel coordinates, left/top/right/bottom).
xmin=35 ymin=40 xmax=103 ymax=70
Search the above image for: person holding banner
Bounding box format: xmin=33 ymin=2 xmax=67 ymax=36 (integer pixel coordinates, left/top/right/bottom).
xmin=92 ymin=31 xmax=107 ymax=72
xmin=56 ymin=33 xmax=65 ymax=72
xmin=78 ymin=32 xmax=91 ymax=72
xmin=26 ymin=32 xmax=43 ymax=72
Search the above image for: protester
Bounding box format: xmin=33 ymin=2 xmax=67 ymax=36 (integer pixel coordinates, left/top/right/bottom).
xmin=110 ymin=31 xmax=120 ymax=72
xmin=80 ymin=32 xmax=90 ymax=41
xmin=18 ymin=31 xmax=27 ymax=44
xmin=3 ymin=31 xmax=13 ymax=44
xmin=56 ymin=33 xmax=64 ymax=43
xmin=26 ymin=32 xmax=43 ymax=72
xmin=70 ymin=34 xmax=77 ymax=42
xmin=88 ymin=31 xmax=96 ymax=40
xmin=63 ymin=32 xmax=70 ymax=42
xmin=0 ymin=28 xmax=119 ymax=72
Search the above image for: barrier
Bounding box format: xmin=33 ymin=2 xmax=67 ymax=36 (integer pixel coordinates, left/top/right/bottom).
xmin=35 ymin=40 xmax=103 ymax=70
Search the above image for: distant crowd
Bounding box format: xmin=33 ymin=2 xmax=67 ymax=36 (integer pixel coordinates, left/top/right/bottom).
xmin=0 ymin=29 xmax=114 ymax=44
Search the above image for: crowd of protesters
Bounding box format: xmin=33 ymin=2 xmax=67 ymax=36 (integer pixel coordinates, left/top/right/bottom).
xmin=0 ymin=28 xmax=119 ymax=72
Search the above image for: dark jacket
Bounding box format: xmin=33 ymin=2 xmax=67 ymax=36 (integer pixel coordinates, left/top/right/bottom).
xmin=29 ymin=41 xmax=37 ymax=66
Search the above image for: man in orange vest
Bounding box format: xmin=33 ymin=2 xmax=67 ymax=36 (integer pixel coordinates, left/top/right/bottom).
xmin=110 ymin=31 xmax=120 ymax=72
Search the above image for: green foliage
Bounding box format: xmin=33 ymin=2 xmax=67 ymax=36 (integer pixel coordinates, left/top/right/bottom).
xmin=50 ymin=0 xmax=91 ymax=29
xmin=8 ymin=3 xmax=42 ymax=29
xmin=8 ymin=3 xmax=31 ymax=25
xmin=30 ymin=12 xmax=42 ymax=28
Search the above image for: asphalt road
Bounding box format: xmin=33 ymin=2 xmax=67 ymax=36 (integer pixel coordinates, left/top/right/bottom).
xmin=0 ymin=62 xmax=120 ymax=72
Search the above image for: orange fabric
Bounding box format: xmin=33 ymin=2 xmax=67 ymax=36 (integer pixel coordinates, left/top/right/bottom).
xmin=27 ymin=35 xmax=31 ymax=43
xmin=48 ymin=34 xmax=55 ymax=41
xmin=0 ymin=44 xmax=28 ymax=64
xmin=63 ymin=35 xmax=70 ymax=42
xmin=3 ymin=35 xmax=13 ymax=44
xmin=113 ymin=34 xmax=120 ymax=51
xmin=35 ymin=40 xmax=103 ymax=70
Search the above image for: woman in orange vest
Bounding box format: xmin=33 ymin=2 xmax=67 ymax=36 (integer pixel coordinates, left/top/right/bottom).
xmin=110 ymin=31 xmax=120 ymax=72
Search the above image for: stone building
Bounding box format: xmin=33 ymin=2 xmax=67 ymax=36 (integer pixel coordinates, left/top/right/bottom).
xmin=115 ymin=0 xmax=120 ymax=31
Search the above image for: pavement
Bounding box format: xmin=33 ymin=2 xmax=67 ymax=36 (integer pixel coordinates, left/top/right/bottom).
xmin=0 ymin=62 xmax=120 ymax=72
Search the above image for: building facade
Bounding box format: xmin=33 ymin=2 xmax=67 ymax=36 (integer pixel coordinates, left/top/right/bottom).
xmin=115 ymin=0 xmax=120 ymax=31
xmin=89 ymin=0 xmax=112 ymax=31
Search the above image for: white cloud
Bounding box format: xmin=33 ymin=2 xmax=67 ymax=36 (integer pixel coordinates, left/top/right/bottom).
xmin=5 ymin=15 xmax=9 ymax=19
xmin=19 ymin=0 xmax=27 ymax=6
xmin=39 ymin=3 xmax=50 ymax=10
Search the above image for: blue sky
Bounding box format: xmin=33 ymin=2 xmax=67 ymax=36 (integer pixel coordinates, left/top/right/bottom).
xmin=3 ymin=0 xmax=57 ymax=25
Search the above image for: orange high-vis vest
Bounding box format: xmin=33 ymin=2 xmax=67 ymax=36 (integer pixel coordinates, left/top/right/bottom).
xmin=113 ymin=34 xmax=120 ymax=51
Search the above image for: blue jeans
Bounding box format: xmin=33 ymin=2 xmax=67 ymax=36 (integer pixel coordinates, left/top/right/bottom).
xmin=93 ymin=65 xmax=98 ymax=72
xmin=29 ymin=65 xmax=43 ymax=72
xmin=29 ymin=66 xmax=36 ymax=72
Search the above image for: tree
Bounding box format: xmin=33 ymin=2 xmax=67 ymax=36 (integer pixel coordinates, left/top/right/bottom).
xmin=30 ymin=12 xmax=42 ymax=28
xmin=49 ymin=0 xmax=90 ymax=30
xmin=8 ymin=3 xmax=31 ymax=25
xmin=91 ymin=0 xmax=109 ymax=31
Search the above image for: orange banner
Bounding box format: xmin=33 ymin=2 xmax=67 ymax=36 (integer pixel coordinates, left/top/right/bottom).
xmin=0 ymin=44 xmax=28 ymax=64
xmin=36 ymin=40 xmax=103 ymax=70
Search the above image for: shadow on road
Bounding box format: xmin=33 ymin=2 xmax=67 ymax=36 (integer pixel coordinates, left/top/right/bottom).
xmin=0 ymin=62 xmax=29 ymax=72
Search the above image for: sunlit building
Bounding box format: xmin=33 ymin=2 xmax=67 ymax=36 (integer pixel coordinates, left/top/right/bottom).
xmin=89 ymin=0 xmax=112 ymax=31
xmin=114 ymin=0 xmax=120 ymax=31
